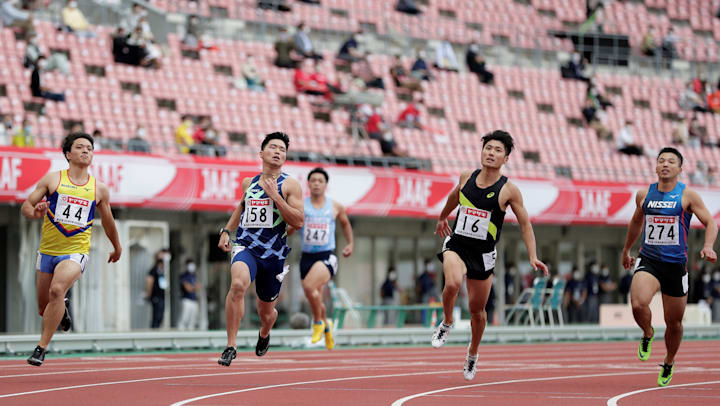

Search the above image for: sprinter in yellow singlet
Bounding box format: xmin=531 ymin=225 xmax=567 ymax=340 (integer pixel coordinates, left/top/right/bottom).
xmin=21 ymin=133 xmax=122 ymax=366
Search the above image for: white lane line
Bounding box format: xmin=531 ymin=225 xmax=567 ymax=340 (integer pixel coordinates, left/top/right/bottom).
xmin=607 ymin=380 xmax=720 ymax=405
xmin=390 ymin=371 xmax=653 ymax=406
xmin=168 ymin=370 xmax=458 ymax=406
xmin=0 ymin=364 xmax=217 ymax=379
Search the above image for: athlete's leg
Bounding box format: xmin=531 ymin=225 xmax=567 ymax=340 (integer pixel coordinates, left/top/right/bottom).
xmin=257 ymin=298 xmax=278 ymax=338
xmin=38 ymin=260 xmax=81 ymax=348
xmin=630 ymin=271 xmax=660 ymax=337
xmin=225 ymin=261 xmax=251 ymax=348
xmin=302 ymin=261 xmax=332 ymax=323
xmin=466 ymin=275 xmax=494 ymax=356
xmin=36 ymin=271 xmax=53 ymax=316
xmin=440 ymin=251 xmax=466 ymax=325
xmin=661 ymin=294 xmax=687 ymax=365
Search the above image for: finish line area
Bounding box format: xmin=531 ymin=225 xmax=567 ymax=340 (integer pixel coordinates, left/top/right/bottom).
xmin=2 ymin=330 xmax=720 ymax=405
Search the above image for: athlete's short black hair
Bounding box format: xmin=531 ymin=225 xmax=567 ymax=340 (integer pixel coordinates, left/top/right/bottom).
xmin=307 ymin=167 xmax=329 ymax=182
xmin=62 ymin=133 xmax=94 ymax=161
xmin=261 ymin=131 xmax=290 ymax=150
xmin=657 ymin=147 xmax=683 ymax=166
xmin=481 ymin=130 xmax=514 ymax=155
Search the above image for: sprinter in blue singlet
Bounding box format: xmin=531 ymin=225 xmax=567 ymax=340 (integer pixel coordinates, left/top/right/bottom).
xmin=216 ymin=132 xmax=305 ymax=366
xmin=297 ymin=167 xmax=354 ymax=350
xmin=622 ymin=147 xmax=717 ymax=387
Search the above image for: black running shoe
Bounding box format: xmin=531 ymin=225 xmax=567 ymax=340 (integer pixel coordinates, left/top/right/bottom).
xmin=60 ymin=298 xmax=72 ymax=332
xmin=255 ymin=334 xmax=270 ymax=357
xmin=217 ymin=346 xmax=236 ymax=367
xmin=27 ymin=346 xmax=46 ymax=366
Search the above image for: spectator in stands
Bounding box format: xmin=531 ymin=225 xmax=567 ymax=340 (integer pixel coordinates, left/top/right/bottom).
xmin=176 ymin=115 xmax=195 ymax=154
xmin=563 ymin=267 xmax=586 ymax=324
xmin=120 ymin=3 xmax=145 ymax=34
xmin=192 ymin=117 xmax=212 ymax=152
xmin=671 ymin=117 xmax=690 ymax=145
xmin=242 ymin=56 xmax=266 ymax=92
xmin=183 ymin=14 xmax=202 ymax=49
xmin=93 ymin=129 xmax=122 ymax=151
xmin=616 ymin=120 xmax=645 ymax=156
xmin=24 ymin=34 xmax=69 ymax=74
xmin=258 ymin=0 xmax=291 ymax=12
xmin=141 ymin=39 xmax=162 ymax=69
xmin=640 ymin=26 xmax=657 ymax=57
xmin=598 ymin=264 xmax=616 ymax=305
xmin=352 ymin=57 xmax=384 ymax=89
xmin=679 ymin=80 xmax=711 ymax=112
xmin=0 ymin=114 xmax=12 ymax=146
xmin=380 ymin=268 xmax=398 ymax=325
xmin=396 ymin=98 xmax=424 ymax=129
xmin=661 ymin=27 xmax=679 ymax=69
xmin=11 ymin=118 xmax=34 ymax=147
xmin=586 ymin=80 xmax=612 ymax=109
xmin=145 ymin=252 xmax=168 ymax=329
xmin=178 ymin=259 xmax=201 ymax=330
xmin=30 ymin=56 xmax=66 ymax=102
xmin=411 ymin=48 xmax=433 ymax=81
xmin=582 ymin=98 xmax=612 ymax=141
xmin=562 ymin=52 xmax=590 ymax=83
xmin=337 ymin=29 xmax=364 ymax=64
xmin=274 ymin=26 xmax=301 ymax=68
xmin=416 ymin=258 xmax=436 ymax=304
xmin=1 ymin=0 xmax=34 ymax=40
xmin=708 ymin=87 xmax=720 ymax=113
xmin=434 ymin=37 xmax=459 ymax=72
xmin=366 ymin=107 xmax=408 ymax=157
xmin=127 ymin=125 xmax=151 ymax=153
xmin=294 ymin=59 xmax=328 ymax=96
xmin=690 ymin=160 xmax=711 ymax=186
xmin=293 ymin=22 xmax=323 ymax=60
xmin=202 ymin=124 xmax=226 ymax=158
xmin=466 ymin=42 xmax=494 ymax=85
xmin=618 ymin=267 xmax=632 ymax=304
xmin=396 ymin=0 xmax=422 ymax=15
xmin=390 ymin=55 xmax=422 ymax=94
xmin=61 ymin=0 xmax=94 ymax=37
xmin=583 ymin=263 xmax=601 ymax=323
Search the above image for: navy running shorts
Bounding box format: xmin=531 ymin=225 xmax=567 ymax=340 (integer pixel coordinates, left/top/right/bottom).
xmin=231 ymin=245 xmax=286 ymax=302
xmin=299 ymin=250 xmax=338 ymax=280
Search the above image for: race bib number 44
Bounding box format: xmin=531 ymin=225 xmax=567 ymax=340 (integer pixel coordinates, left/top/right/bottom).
xmin=242 ymin=198 xmax=274 ymax=228
xmin=55 ymin=194 xmax=91 ymax=227
xmin=644 ymin=215 xmax=679 ymax=246
xmin=454 ymin=206 xmax=491 ymax=240
xmin=304 ymin=220 xmax=330 ymax=246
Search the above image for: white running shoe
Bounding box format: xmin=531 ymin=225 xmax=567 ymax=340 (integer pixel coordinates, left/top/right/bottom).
xmin=431 ymin=322 xmax=453 ymax=348
xmin=463 ymin=354 xmax=478 ymax=381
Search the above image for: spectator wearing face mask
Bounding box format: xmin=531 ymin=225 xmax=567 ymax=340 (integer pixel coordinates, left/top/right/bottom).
xmin=564 ymin=267 xmax=587 ymax=324
xmin=583 ymin=262 xmax=601 ymax=323
xmin=380 ymin=268 xmax=398 ymax=325
xmin=178 ymin=259 xmax=201 ymax=330
xmin=30 ymin=56 xmax=66 ymax=102
xmin=0 ymin=114 xmax=13 ymax=146
xmin=12 ymin=118 xmax=34 ymax=147
xmin=61 ymin=0 xmax=95 ymax=37
xmin=145 ymin=250 xmax=169 ymax=329
xmin=598 ymin=263 xmax=617 ymax=304
xmin=127 ymin=125 xmax=151 ymax=153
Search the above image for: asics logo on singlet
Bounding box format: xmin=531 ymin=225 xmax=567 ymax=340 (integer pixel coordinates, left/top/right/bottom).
xmin=647 ymin=201 xmax=677 ymax=209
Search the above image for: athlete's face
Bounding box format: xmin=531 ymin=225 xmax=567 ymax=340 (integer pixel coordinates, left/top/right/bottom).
xmin=260 ymin=139 xmax=287 ymax=166
xmin=66 ymin=138 xmax=94 ymax=166
xmin=308 ymin=173 xmax=327 ymax=196
xmin=656 ymin=152 xmax=682 ymax=180
xmin=481 ymin=140 xmax=508 ymax=168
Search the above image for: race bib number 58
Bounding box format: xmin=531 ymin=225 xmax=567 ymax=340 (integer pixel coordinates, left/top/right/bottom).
xmin=242 ymin=198 xmax=274 ymax=228
xmin=454 ymin=206 xmax=491 ymax=240
xmin=55 ymin=194 xmax=91 ymax=227
xmin=644 ymin=215 xmax=679 ymax=246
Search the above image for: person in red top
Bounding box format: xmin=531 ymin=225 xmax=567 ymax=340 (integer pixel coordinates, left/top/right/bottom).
xmin=294 ymin=60 xmax=327 ymax=95
xmin=708 ymin=90 xmax=720 ymax=113
xmin=397 ymin=99 xmax=424 ymax=129
xmin=365 ymin=107 xmax=408 ymax=157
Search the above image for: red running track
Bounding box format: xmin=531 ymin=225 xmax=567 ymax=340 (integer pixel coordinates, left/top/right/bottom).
xmin=1 ymin=340 xmax=719 ymax=405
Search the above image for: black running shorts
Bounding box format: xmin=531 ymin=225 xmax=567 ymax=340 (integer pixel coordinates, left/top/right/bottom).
xmin=633 ymin=254 xmax=688 ymax=297
xmin=437 ymin=236 xmax=496 ymax=280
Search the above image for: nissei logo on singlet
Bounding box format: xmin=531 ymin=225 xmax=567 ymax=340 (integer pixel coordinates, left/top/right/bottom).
xmin=647 ymin=201 xmax=677 ymax=209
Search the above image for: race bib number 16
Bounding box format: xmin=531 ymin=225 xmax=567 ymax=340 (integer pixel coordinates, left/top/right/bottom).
xmin=242 ymin=198 xmax=274 ymax=228
xmin=644 ymin=215 xmax=679 ymax=246
xmin=454 ymin=206 xmax=491 ymax=240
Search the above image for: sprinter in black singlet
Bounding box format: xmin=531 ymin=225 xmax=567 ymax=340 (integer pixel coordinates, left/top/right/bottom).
xmin=431 ymin=130 xmax=548 ymax=381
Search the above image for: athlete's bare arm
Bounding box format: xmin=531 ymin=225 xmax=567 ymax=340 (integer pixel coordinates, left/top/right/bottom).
xmin=263 ymin=176 xmax=304 ymax=229
xmin=20 ymin=172 xmax=60 ymax=219
xmin=96 ymin=182 xmax=122 ymax=263
xmin=685 ymin=188 xmax=718 ymax=263
xmin=219 ymin=177 xmax=251 ymax=252
xmin=622 ymin=188 xmax=649 ymax=270
xmin=335 ymin=201 xmax=354 ymax=257
xmin=435 ymin=170 xmax=472 ymax=237
xmin=504 ymin=182 xmax=548 ymax=275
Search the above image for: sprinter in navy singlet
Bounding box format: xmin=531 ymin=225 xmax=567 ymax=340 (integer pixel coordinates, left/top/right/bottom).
xmin=431 ymin=130 xmax=549 ymax=381
xmin=216 ymin=132 xmax=305 ymax=366
xmin=622 ymin=147 xmax=717 ymax=387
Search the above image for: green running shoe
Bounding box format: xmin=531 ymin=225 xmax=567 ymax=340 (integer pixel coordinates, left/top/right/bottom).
xmin=657 ymin=363 xmax=673 ymax=387
xmin=638 ymin=328 xmax=654 ymax=361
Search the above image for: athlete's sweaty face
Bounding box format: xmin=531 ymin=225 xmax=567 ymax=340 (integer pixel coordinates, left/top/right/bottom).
xmin=308 ymin=173 xmax=327 ymax=197
xmin=260 ymin=139 xmax=287 ymax=166
xmin=656 ymin=152 xmax=682 ymax=180
xmin=67 ymin=138 xmax=94 ymax=166
xmin=481 ymin=140 xmax=508 ymax=168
